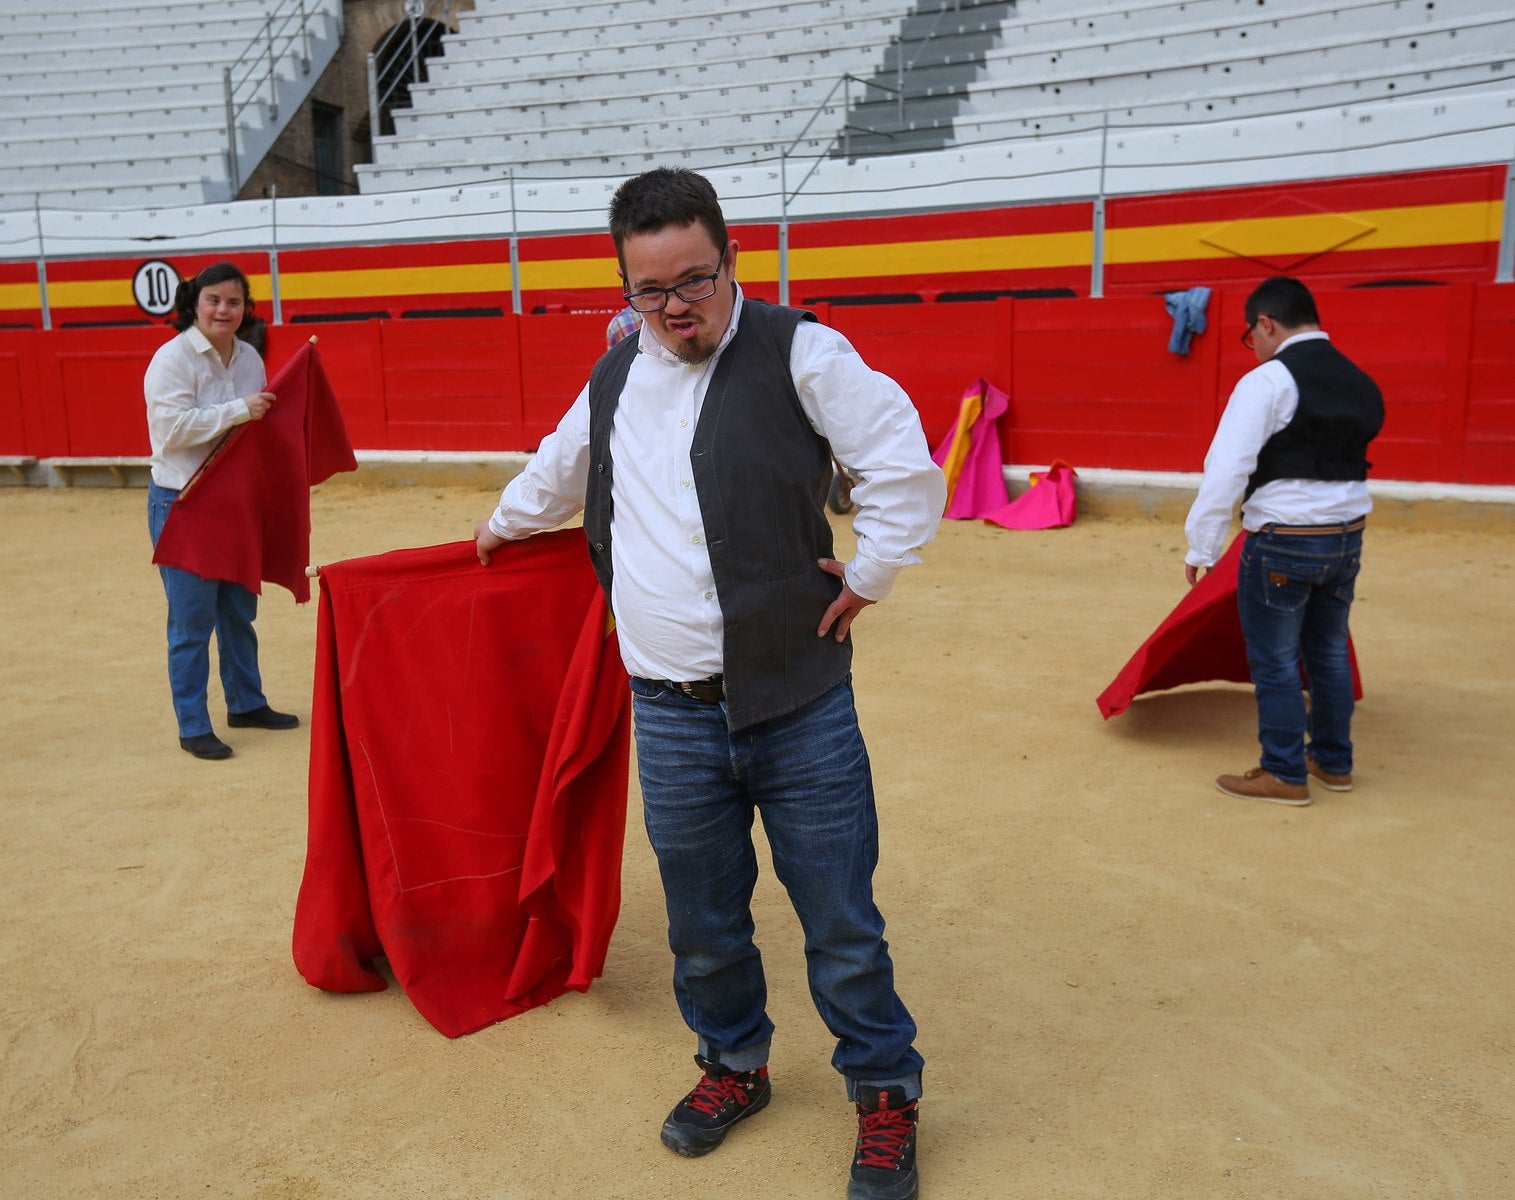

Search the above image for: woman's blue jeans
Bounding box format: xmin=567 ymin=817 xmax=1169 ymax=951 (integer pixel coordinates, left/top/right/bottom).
xmin=147 ymin=482 xmax=266 ymax=738
xmin=1237 ymin=524 xmax=1363 ymax=785
xmin=630 ymin=676 xmax=924 ymax=1101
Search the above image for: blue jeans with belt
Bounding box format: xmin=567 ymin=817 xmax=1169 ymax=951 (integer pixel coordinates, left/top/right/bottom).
xmin=1237 ymin=523 xmax=1364 ymax=785
xmin=629 ymin=675 xmax=924 ymax=1101
xmin=147 ymin=481 xmax=266 ymax=738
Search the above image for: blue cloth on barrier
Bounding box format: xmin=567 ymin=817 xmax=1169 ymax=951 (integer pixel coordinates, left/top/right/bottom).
xmin=1164 ymin=286 xmax=1211 ymax=355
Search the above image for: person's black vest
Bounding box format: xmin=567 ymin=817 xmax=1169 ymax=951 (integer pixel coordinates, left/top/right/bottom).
xmin=584 ymin=300 xmax=851 ymax=731
xmin=1245 ymin=337 xmax=1385 ymax=500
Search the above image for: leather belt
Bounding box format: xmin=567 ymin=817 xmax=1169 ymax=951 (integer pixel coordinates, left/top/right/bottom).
xmin=642 ymin=674 xmax=725 ymax=703
xmin=1256 ymin=518 xmax=1366 ymax=536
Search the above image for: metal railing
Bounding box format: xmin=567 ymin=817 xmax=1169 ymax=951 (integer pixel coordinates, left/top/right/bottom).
xmin=367 ymin=0 xmax=459 ymax=144
xmin=222 ymin=0 xmax=326 ymax=195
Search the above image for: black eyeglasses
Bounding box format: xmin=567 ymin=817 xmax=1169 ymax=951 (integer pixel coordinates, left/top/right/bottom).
xmin=1240 ymin=317 xmax=1260 ymax=349
xmin=622 ymin=246 xmax=726 ymax=313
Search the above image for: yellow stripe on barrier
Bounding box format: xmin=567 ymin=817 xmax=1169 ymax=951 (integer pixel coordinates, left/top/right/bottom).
xmin=0 ymin=282 xmax=39 ymax=309
xmin=788 ymin=231 xmax=1095 ymax=279
xmin=1108 ymin=201 xmax=1498 ymax=264
xmin=0 ymin=198 xmax=1501 ymax=316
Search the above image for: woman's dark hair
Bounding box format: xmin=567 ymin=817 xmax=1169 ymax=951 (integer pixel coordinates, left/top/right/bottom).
xmin=170 ymin=261 xmax=255 ymax=332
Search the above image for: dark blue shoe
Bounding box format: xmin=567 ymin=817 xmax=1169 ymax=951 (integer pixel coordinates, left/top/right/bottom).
xmin=179 ymin=733 xmax=233 ymax=760
xmin=227 ymin=705 xmax=300 ymax=730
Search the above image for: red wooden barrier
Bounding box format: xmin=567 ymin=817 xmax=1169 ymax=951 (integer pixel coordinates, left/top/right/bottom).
xmin=1 ymin=287 xmax=1510 ymax=485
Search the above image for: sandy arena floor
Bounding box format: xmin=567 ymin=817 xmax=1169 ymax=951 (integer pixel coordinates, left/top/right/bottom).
xmin=1 ymin=482 xmax=1511 ymax=1199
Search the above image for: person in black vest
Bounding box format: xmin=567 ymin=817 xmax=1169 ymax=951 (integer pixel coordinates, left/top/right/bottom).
xmin=1184 ymin=276 xmax=1384 ymax=805
xmin=474 ymin=168 xmax=945 ymax=1200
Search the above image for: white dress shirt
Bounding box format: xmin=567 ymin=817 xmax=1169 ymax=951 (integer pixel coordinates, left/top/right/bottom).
xmin=1184 ymin=331 xmax=1373 ymax=568
xmin=488 ymin=286 xmax=946 ymax=682
xmin=144 ymin=326 xmax=264 ymax=489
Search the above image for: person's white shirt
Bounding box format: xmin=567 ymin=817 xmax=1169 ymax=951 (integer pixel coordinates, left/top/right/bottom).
xmin=144 ymin=325 xmax=265 ymax=489
xmin=488 ymin=286 xmax=946 ymax=682
xmin=1184 ymin=331 xmax=1372 ymax=569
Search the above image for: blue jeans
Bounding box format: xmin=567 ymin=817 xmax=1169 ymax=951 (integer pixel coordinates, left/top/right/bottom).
xmin=1237 ymin=524 xmax=1363 ymax=785
xmin=147 ymin=481 xmax=266 ymax=738
xmin=630 ymin=676 xmax=924 ymax=1101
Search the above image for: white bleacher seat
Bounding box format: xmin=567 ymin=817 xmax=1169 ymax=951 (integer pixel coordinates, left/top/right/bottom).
xmin=951 ymin=8 xmax=1515 ymax=142
xmin=358 ymin=0 xmax=923 ymax=186
xmin=335 ymin=0 xmax=1513 ymax=204
xmin=0 ymin=0 xmax=343 ymax=212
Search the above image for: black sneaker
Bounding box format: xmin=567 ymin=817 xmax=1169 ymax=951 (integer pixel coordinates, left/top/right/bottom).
xmin=227 ymin=705 xmax=300 ymax=730
xmin=179 ymin=732 xmax=233 ymax=760
xmin=659 ymin=1055 xmax=771 ymax=1157
xmin=848 ymin=1085 xmax=919 ymax=1200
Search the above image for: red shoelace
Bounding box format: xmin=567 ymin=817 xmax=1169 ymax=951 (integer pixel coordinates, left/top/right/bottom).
xmin=686 ymin=1071 xmax=760 ymax=1117
xmin=854 ymin=1103 xmax=918 ymax=1170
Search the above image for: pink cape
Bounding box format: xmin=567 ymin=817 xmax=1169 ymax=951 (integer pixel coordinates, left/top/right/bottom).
xmin=291 ymin=531 xmax=632 ymax=1037
xmin=1097 ymin=534 xmax=1362 ymax=718
xmin=984 ymin=460 xmax=1078 ymax=530
xmin=152 ymin=341 xmax=357 ymax=603
xmin=931 ymin=378 xmax=1010 ymax=519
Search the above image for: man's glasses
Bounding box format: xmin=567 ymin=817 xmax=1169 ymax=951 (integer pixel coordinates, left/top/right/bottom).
xmin=622 ymin=246 xmax=726 ymax=313
xmin=1240 ymin=317 xmax=1260 ymax=349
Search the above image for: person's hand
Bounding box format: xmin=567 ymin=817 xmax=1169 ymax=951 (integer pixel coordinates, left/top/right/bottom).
xmin=1185 ymin=562 xmax=1204 ymax=587
xmin=474 ymin=519 xmax=507 ymax=566
xmin=816 ymin=558 xmax=875 ymax=642
xmin=244 ymin=391 xmax=275 ymax=420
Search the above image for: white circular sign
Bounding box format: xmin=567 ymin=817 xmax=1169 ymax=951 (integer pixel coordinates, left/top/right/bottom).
xmin=133 ymin=259 xmax=181 ymax=317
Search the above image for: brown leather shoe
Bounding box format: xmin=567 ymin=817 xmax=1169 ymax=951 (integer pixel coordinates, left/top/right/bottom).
xmin=1215 ymin=767 xmax=1311 ymax=806
xmin=1305 ymin=755 xmax=1353 ymax=792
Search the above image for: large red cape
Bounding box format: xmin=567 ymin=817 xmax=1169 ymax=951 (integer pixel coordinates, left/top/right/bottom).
xmin=1097 ymin=534 xmax=1362 ymax=718
xmin=153 ymin=340 xmax=357 ymax=603
xmin=291 ymin=531 xmax=632 ymax=1037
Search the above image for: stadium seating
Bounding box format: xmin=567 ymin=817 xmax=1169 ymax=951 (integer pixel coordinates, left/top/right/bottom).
xmin=952 ymin=0 xmax=1515 ymax=143
xmin=355 ymin=0 xmax=1514 ymax=193
xmin=0 ymin=0 xmax=343 ymax=210
xmin=356 ymin=0 xmax=951 ymax=187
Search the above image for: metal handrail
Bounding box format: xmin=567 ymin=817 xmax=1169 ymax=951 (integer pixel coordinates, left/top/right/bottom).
xmin=222 ymin=0 xmax=323 ymax=195
xmin=367 ymin=0 xmax=458 ymax=142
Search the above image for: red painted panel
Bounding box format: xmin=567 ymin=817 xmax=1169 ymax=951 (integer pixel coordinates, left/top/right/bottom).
xmin=823 ymin=301 xmax=1007 ymax=447
xmin=1462 ymin=443 xmax=1515 ymax=485
xmin=517 ymin=313 xmax=605 ymax=449
xmin=379 ymin=317 xmax=524 ymax=451
xmin=793 ymin=203 xmax=1089 ymax=248
xmin=273 ymin=322 xmax=387 ymax=450
xmin=282 ymin=239 xmax=506 ymax=271
xmin=46 ymin=327 xmax=173 ymax=455
xmin=1110 ymin=165 xmax=1501 ymax=227
xmin=0 ymin=340 xmax=32 ymax=452
xmin=1008 ymin=295 xmax=1222 ymax=472
xmin=1464 ymin=284 xmax=1515 ymax=479
xmin=0 ymin=330 xmax=67 ymax=455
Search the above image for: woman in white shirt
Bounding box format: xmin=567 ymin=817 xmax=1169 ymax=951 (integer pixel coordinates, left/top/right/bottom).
xmin=143 ymin=262 xmax=297 ymax=760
